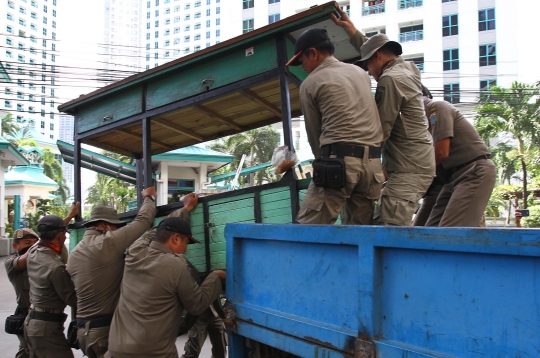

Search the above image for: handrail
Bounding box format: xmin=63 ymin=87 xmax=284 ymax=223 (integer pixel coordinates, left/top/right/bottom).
xmin=399 ymin=29 xmax=424 ymax=43
xmin=362 ymin=4 xmax=385 ymax=16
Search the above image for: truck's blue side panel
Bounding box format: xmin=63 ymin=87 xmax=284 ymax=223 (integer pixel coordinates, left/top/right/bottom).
xmin=225 ymin=225 xmax=540 ymax=357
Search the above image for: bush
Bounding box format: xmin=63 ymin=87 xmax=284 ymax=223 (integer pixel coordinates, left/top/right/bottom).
xmin=521 ymin=206 xmax=540 ymax=228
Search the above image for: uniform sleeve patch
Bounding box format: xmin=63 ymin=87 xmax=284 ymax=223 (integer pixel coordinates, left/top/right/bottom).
xmin=429 ymin=109 xmax=437 ymax=126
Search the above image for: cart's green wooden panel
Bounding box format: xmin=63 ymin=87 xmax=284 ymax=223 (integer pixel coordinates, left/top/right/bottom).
xmin=146 ymin=39 xmax=279 ymax=111
xmin=77 ymin=86 xmax=143 ymax=134
xmin=261 ymin=186 xmax=292 ymax=224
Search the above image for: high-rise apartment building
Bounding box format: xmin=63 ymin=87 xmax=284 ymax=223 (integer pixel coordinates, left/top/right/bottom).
xmin=101 ymin=0 xmax=142 ymax=79
xmin=0 ymin=0 xmax=59 ymax=140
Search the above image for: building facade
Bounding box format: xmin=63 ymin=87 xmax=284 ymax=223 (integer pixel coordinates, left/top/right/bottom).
xmin=1 ymin=0 xmax=59 ymax=140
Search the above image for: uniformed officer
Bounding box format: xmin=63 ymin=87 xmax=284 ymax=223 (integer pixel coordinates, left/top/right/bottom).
xmin=5 ymin=228 xmax=39 ymax=358
xmin=287 ymin=27 xmax=384 ymax=225
xmin=181 ymin=299 xmax=226 ymax=358
xmin=418 ymin=86 xmax=496 ymax=226
xmin=66 ymin=187 xmax=158 ymax=358
xmin=25 ymin=215 xmax=77 ymax=358
xmin=106 ymin=199 xmax=225 ymax=358
xmin=333 ymin=5 xmax=435 ymax=225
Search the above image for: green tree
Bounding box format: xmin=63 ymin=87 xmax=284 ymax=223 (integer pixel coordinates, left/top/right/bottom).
xmin=1 ymin=113 xmax=20 ymax=137
xmin=208 ymin=126 xmax=280 ymax=187
xmin=41 ymin=148 xmax=70 ymax=203
xmin=7 ymin=127 xmax=38 ymax=148
xmin=475 ymin=81 xmax=540 ymax=208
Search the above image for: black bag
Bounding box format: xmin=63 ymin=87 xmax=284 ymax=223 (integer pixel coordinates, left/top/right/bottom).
xmin=67 ymin=320 xmax=80 ymax=350
xmin=5 ymin=315 xmax=25 ymax=335
xmin=312 ymin=157 xmax=346 ymax=189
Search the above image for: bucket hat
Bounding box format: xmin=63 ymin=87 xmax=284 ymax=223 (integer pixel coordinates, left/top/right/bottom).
xmin=84 ymin=206 xmax=127 ymax=227
xmin=356 ymin=34 xmax=402 ymax=69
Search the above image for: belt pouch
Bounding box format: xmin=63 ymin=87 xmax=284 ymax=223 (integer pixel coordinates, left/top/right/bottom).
xmin=67 ymin=319 xmax=80 ymax=349
xmin=5 ymin=314 xmax=25 ymax=335
xmin=312 ymin=158 xmax=346 ymax=189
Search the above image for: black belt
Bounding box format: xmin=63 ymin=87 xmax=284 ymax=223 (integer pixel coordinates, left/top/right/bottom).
xmin=28 ymin=310 xmax=67 ymax=323
xmin=76 ymin=314 xmax=114 ymax=329
xmin=321 ymin=143 xmax=381 ymax=159
xmin=451 ymin=154 xmax=491 ymax=173
xmin=15 ymin=306 xmax=29 ymax=317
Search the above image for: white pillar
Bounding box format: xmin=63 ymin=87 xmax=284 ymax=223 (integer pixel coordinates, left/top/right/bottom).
xmin=199 ymin=163 xmax=208 ymax=192
xmin=158 ymin=162 xmax=169 ymax=206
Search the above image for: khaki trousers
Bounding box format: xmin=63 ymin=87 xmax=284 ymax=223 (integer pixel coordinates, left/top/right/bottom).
xmin=16 ymin=334 xmax=29 ymax=358
xmin=412 ymin=184 xmax=443 ymax=226
xmin=77 ymin=325 xmax=110 ymax=358
xmin=24 ymin=318 xmax=74 ymax=358
xmin=376 ymin=172 xmax=433 ymax=226
xmin=181 ymin=308 xmax=227 ymax=358
xmin=296 ymin=155 xmax=385 ymax=225
xmin=425 ymin=159 xmax=496 ymax=227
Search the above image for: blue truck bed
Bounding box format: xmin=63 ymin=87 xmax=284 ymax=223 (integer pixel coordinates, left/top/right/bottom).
xmin=225 ymin=224 xmax=540 ymax=357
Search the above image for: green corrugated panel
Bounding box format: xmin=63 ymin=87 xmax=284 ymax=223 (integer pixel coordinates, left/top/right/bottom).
xmin=69 ymin=228 xmax=86 ymax=251
xmin=298 ymin=189 xmax=342 ymax=224
xmin=184 ymin=205 xmax=206 ymax=271
xmin=211 ymin=252 xmax=226 ymax=271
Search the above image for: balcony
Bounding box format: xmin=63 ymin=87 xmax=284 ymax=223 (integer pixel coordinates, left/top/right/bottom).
xmin=398 ymin=0 xmax=423 ymax=10
xmin=362 ymin=4 xmax=385 ymax=16
xmin=399 ymin=30 xmax=424 ymax=43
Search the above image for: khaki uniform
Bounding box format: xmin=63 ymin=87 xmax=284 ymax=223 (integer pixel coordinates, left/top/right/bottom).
xmin=5 ymin=255 xmax=31 ymax=358
xmin=296 ymin=56 xmax=384 ymax=225
xmin=351 ymin=32 xmax=435 ymax=226
xmin=106 ymin=208 xmax=223 ymax=358
xmin=66 ymin=198 xmax=157 ymax=358
xmin=422 ymin=99 xmax=496 ymax=227
xmin=181 ymin=307 xmax=227 ymax=358
xmin=25 ymin=246 xmax=77 ymax=358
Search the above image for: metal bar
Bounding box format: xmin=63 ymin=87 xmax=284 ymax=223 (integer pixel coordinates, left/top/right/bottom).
xmin=276 ymin=34 xmax=295 ymax=152
xmin=285 ymin=70 xmax=303 ymax=88
xmin=73 ymin=138 xmax=82 ymax=222
xmin=203 ymin=201 xmax=212 ymax=274
xmin=254 ymin=190 xmax=262 ymax=223
xmin=136 ymin=159 xmax=144 ymax=208
xmin=289 ymin=176 xmax=300 ymax=222
xmin=77 ymin=69 xmax=280 ymax=140
xmin=142 ymin=118 xmax=153 ymax=188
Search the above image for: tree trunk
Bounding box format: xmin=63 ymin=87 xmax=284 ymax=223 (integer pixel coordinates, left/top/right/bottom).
xmin=517 ymin=137 xmax=528 ymax=208
xmin=249 ymin=145 xmax=255 ymax=187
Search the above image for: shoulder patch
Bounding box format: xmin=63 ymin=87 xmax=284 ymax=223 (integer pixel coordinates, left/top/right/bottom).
xmin=428 ymin=108 xmax=437 ymax=126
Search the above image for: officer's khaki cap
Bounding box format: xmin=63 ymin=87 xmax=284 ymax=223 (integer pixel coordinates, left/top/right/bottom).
xmin=13 ymin=228 xmax=39 ymax=241
xmin=84 ymin=206 xmax=127 ymax=227
xmin=356 ymin=34 xmax=402 ymax=67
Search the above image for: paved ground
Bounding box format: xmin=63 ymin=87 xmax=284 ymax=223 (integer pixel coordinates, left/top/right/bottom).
xmin=0 ymin=255 xmax=216 ymax=358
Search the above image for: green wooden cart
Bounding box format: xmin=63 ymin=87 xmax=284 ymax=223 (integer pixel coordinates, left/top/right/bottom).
xmin=59 ymin=1 xmax=354 ymax=273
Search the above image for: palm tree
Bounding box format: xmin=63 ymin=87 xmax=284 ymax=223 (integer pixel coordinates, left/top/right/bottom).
xmin=7 ymin=127 xmax=37 ymax=148
xmin=208 ymin=126 xmax=280 ymax=187
xmin=41 ymin=148 xmax=70 ymax=202
xmin=1 ymin=113 xmax=19 ymax=137
xmin=475 ymin=81 xmax=540 ymax=208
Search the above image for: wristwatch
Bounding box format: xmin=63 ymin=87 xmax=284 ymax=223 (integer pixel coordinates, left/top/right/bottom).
xmin=145 ymin=195 xmax=156 ymax=202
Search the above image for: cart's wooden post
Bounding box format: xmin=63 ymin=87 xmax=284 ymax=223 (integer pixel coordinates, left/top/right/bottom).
xmin=73 ymin=137 xmax=82 ymax=222
xmin=136 ymin=158 xmax=144 ymax=208
xmin=142 ymin=118 xmax=153 ymax=189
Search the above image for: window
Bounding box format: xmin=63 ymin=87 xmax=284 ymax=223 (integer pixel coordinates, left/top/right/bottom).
xmin=6 ymin=50 xmax=13 ymax=58
xmin=206 ymin=20 xmax=210 ymax=27
xmin=156 ymin=0 xmax=159 ymax=5
xmin=174 ymin=38 xmax=180 ymax=44
xmin=43 ymin=28 xmax=46 ymax=35
xmin=174 ymin=6 xmax=180 ymax=12
xmin=444 ymin=83 xmax=460 ymax=104
xmin=206 ymin=9 xmax=210 ymax=16
xmin=174 ymin=16 xmax=180 ymax=22
xmin=42 ymin=51 xmax=46 ymax=59
xmin=155 ymin=20 xmax=159 ymax=27
xmin=195 ymin=12 xmax=201 ymax=18
xmin=17 ymin=67 xmax=24 ymax=75
xmin=43 ymin=5 xmax=47 ymax=13
xmin=49 ymin=112 xmax=54 ymax=119
xmin=194 ymin=34 xmax=200 ymax=40
xmin=52 ymin=43 xmax=55 ymax=51
xmin=168 ymin=179 xmax=195 ymax=194
xmin=147 ymin=33 xmax=151 ymax=39
xmin=31 ymin=0 xmax=37 ymax=7
xmin=194 ymin=45 xmax=200 ymax=52
xmin=154 ymin=52 xmax=158 ymax=59
xmin=30 ymin=36 xmax=36 ymax=42
xmin=269 ymin=0 xmax=280 ymax=3
xmin=146 ymin=43 xmax=150 ymax=50
xmin=155 ymin=31 xmax=159 ymax=38
xmin=51 ymin=54 xmax=55 ymax=62
xmin=164 ymin=29 xmax=170 ymax=35
xmin=216 ymin=29 xmax=220 ymax=37
xmin=185 ymin=25 xmax=190 ymax=31
xmin=29 ymin=106 xmax=35 ymax=113
xmin=29 ymin=83 xmax=35 ymax=90
xmin=30 ymin=47 xmax=36 ymax=54
xmin=164 ymin=40 xmax=170 ymax=46
xmin=165 ymin=8 xmax=171 ymax=14
xmin=165 ymin=19 xmax=170 ymax=25
xmin=195 ymin=1 xmax=201 ymax=7
xmin=216 ymin=7 xmax=220 ymax=14
xmin=174 ymin=27 xmax=180 ymax=33
xmin=50 ymin=89 xmax=54 ymax=96
xmin=7 ymin=26 xmax=13 ymax=33
xmin=19 ymin=19 xmax=26 ymax=26
xmin=206 ymin=42 xmax=210 ymax=47
xmin=30 ymin=23 xmax=37 ymax=30
xmin=5 ymin=88 xmax=11 ymax=95
xmin=442 ymin=14 xmax=458 ymax=36
xmin=207 ymin=0 xmax=211 ymax=4
xmin=165 ymin=51 xmax=170 ymax=57
xmin=17 ymin=103 xmax=24 ymax=111
xmin=52 ymin=32 xmax=56 ymax=40
xmin=242 ymin=19 xmax=254 ymax=33
xmin=185 ymin=14 xmax=190 ymax=20
xmin=30 ymin=71 xmax=36 ymax=78
xmin=8 ymin=0 xmax=14 ymax=8
xmin=7 ymin=14 xmax=14 ymax=21
xmin=147 ymin=1 xmax=151 ymax=7
xmin=19 ymin=6 xmax=26 ymax=14
xmin=29 ymin=95 xmax=34 ymax=101
xmin=185 ymin=3 xmax=190 ymax=9
xmin=269 ymin=13 xmax=280 ymax=24
xmin=216 ymin=18 xmax=220 ymax=25
xmin=479 ymin=8 xmax=495 ymax=31
xmin=31 ymin=12 xmax=37 ymax=19
xmin=41 ymin=110 xmax=45 ymax=117
xmin=17 ymin=92 xmax=24 ymax=99
xmin=147 ymin=22 xmax=151 ymax=29
xmin=194 ymin=23 xmax=201 ymax=29
xmin=18 ymin=55 xmax=25 ymax=62
xmin=52 ymin=20 xmax=56 ymax=28
xmin=52 ymin=10 xmax=56 ymax=17
xmin=41 ymin=86 xmax=45 ymax=93
xmin=443 ymin=49 xmax=459 ymax=71
xmin=43 ymin=39 xmax=46 ymax=47
xmin=146 ymin=54 xmax=150 ymax=61
xmin=479 ymin=44 xmax=496 ymax=66
xmin=243 ymin=0 xmax=253 ymax=9
xmin=480 ymin=79 xmax=497 ymax=92
xmin=442 ymin=0 xmax=456 ymax=3
xmin=184 ymin=36 xmax=190 ymax=42
xmin=43 ymin=16 xmax=47 ymax=24
xmin=6 ymin=38 xmax=12 ymax=45
xmin=155 ymin=9 xmax=159 ymax=16
xmin=206 ymin=31 xmax=210 ymax=38
xmin=5 ymin=101 xmax=12 ymax=108
xmin=184 ymin=47 xmax=190 ymax=54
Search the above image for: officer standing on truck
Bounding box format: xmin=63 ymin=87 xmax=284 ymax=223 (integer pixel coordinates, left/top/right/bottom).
xmin=25 ymin=215 xmax=77 ymax=358
xmin=287 ymin=27 xmax=385 ymax=225
xmin=66 ymin=187 xmax=158 ymax=358
xmin=332 ymin=5 xmax=435 ymax=225
xmin=417 ymin=85 xmax=496 ymax=227
xmin=106 ymin=195 xmax=225 ymax=358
